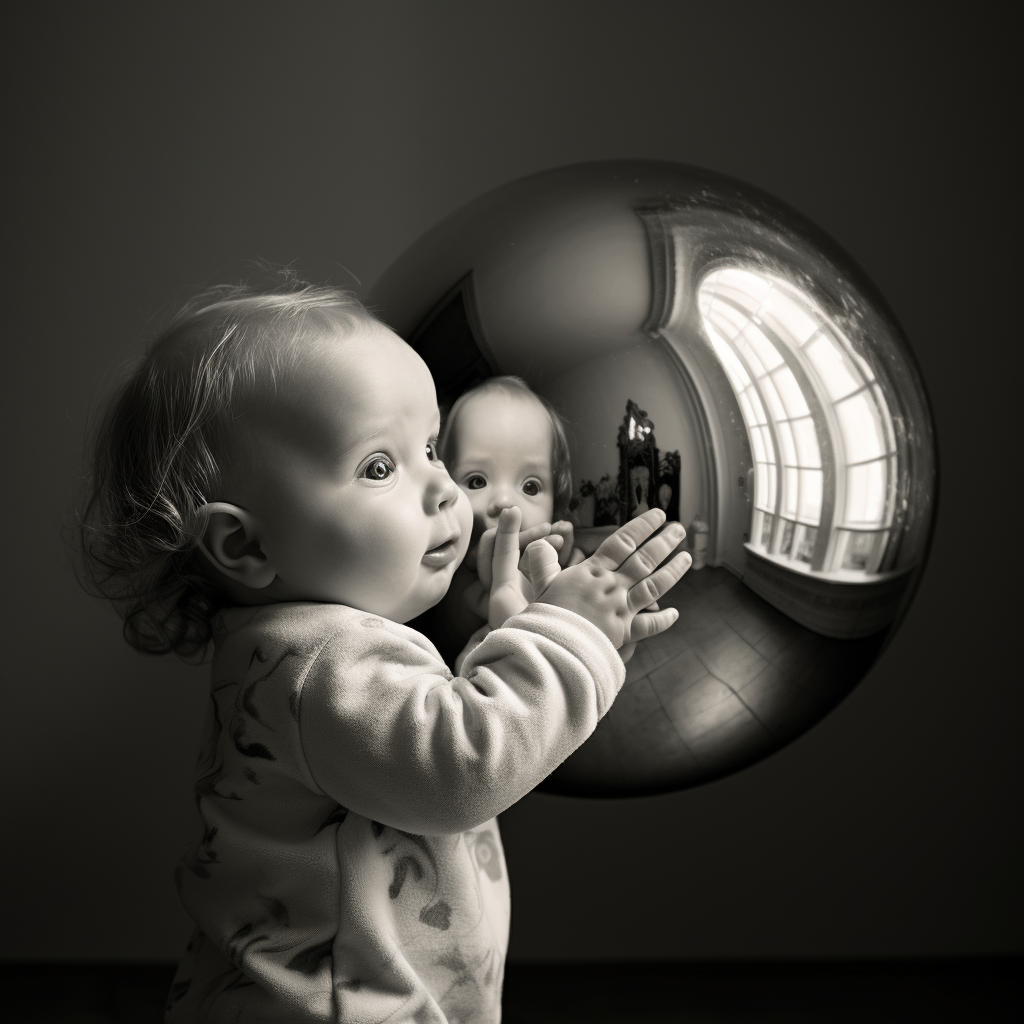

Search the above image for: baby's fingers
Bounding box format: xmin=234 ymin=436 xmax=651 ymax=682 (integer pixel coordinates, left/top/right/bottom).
xmin=626 ymin=551 xmax=692 ymax=613
xmin=627 ymin=607 xmax=680 ymax=644
xmin=550 ymin=520 xmax=575 ymax=567
xmin=519 ymin=523 xmax=554 ymax=549
xmin=524 ymin=539 xmax=560 ymax=598
xmin=476 ymin=527 xmax=497 ymax=589
xmin=617 ymin=521 xmax=687 ymax=585
xmin=591 ymin=508 xmax=667 ymax=571
xmin=490 ymin=507 xmax=524 ymax=592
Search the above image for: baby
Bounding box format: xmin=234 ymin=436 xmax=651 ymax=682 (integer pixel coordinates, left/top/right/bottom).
xmin=443 ymin=376 xmax=584 ymax=568
xmin=419 ymin=377 xmax=587 ymax=664
xmin=79 ymin=280 xmax=689 ymax=1023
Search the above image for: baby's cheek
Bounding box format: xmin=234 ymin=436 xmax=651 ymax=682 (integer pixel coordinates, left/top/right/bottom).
xmin=463 ymin=497 xmax=488 ymax=535
xmin=455 ymin=489 xmax=475 ymax=536
xmin=520 ymin=498 xmax=555 ymax=533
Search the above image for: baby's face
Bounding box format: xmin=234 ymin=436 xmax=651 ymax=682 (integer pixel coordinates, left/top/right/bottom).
xmin=224 ymin=325 xmax=472 ymax=623
xmin=445 ymin=391 xmax=555 ymax=558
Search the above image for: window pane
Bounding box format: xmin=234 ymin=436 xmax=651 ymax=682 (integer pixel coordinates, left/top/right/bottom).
xmin=845 ymin=458 xmax=888 ymax=526
xmin=779 ymin=519 xmax=795 ymax=556
xmin=772 ymin=365 xmax=810 ymax=418
xmin=795 ymin=524 xmax=817 ymax=563
xmin=759 ymin=512 xmax=774 ymax=546
xmin=790 ymin=416 xmax=821 ymax=468
xmin=836 ymin=390 xmax=885 ymax=463
xmin=707 ymin=326 xmax=751 ymax=389
xmin=755 ymin=462 xmax=770 ymax=506
xmin=744 ymin=323 xmax=784 ymax=371
xmin=735 ymin=334 xmax=767 ymax=379
xmin=776 ymin=420 xmax=796 ymax=466
xmin=746 ymin=387 xmax=767 ymax=425
xmin=782 ymin=466 xmax=798 ymax=517
xmin=738 ymin=391 xmax=756 ymax=428
xmin=721 ymin=267 xmax=772 ymax=305
xmin=711 ymin=301 xmax=750 ymax=341
xmin=750 ymin=423 xmax=766 ymax=463
xmin=797 ymin=468 xmax=822 ymax=523
xmin=806 ymin=334 xmax=861 ymax=401
xmin=760 ymin=376 xmax=786 ymax=422
xmin=763 ymin=289 xmax=820 ymax=346
xmin=766 ymin=461 xmax=777 ymax=508
xmin=839 ymin=529 xmax=887 ymax=572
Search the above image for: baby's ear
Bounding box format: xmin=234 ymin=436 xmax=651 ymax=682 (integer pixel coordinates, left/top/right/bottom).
xmin=196 ymin=502 xmax=276 ymax=589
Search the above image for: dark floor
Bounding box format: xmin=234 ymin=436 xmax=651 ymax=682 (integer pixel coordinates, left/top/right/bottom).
xmin=544 ymin=564 xmax=887 ymax=796
xmin=2 ymin=959 xmax=1018 ymax=1023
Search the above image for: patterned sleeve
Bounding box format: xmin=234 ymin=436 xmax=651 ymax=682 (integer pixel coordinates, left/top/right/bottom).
xmin=298 ymin=603 xmax=624 ymax=835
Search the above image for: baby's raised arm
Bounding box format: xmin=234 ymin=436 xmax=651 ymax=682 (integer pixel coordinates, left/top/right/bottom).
xmin=302 ymin=512 xmax=687 ymax=835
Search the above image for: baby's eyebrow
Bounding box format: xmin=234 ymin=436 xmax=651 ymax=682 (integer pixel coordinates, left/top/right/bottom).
xmin=333 ymin=416 xmax=441 ymax=463
xmin=333 ymin=427 xmax=388 ymax=463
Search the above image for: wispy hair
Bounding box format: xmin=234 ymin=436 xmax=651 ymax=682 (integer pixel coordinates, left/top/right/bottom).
xmin=77 ymin=275 xmax=382 ymax=658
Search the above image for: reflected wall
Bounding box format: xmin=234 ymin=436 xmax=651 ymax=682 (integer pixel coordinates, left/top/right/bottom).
xmin=370 ymin=161 xmax=937 ymax=796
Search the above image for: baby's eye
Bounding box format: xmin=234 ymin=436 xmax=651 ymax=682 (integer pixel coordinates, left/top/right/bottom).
xmin=426 ymin=440 xmax=442 ymax=462
xmin=361 ymin=455 xmax=395 ymax=481
xmin=522 ymin=479 xmax=543 ymax=496
xmin=465 ymin=474 xmax=487 ymax=490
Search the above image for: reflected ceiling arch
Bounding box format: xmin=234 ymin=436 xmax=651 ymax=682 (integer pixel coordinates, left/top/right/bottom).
xmin=370 ymin=161 xmax=938 ymax=796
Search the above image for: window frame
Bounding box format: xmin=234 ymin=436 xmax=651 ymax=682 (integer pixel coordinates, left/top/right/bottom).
xmin=699 ymin=267 xmax=898 ymax=576
xmin=638 ymin=200 xmax=934 ymax=586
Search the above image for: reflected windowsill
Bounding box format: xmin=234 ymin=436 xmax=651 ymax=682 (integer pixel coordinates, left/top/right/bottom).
xmin=743 ymin=543 xmax=910 ymax=585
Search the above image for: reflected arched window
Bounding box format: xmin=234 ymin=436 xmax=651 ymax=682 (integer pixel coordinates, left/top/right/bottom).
xmin=698 ymin=267 xmax=897 ymax=576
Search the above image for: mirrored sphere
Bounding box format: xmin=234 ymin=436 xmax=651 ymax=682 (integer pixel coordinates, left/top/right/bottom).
xmin=370 ymin=161 xmax=937 ymax=796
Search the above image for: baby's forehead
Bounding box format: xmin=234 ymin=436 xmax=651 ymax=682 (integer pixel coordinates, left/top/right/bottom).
xmin=453 ymin=386 xmax=549 ymax=429
xmin=228 ymin=326 xmax=431 ymax=452
xmin=447 ymin=386 xmax=555 ymax=466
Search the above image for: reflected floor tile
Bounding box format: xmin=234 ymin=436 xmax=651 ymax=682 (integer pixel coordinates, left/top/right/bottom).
xmin=723 ymin=602 xmax=779 ymax=648
xmin=695 ymin=630 xmax=769 ymax=690
xmin=644 ymin=648 xmax=708 ymax=696
xmin=737 ymin=662 xmax=820 ymax=733
xmin=664 ymin=677 xmax=753 ymax=745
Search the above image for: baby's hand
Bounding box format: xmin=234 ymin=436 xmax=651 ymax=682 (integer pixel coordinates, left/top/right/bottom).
xmin=482 ymin=507 xmax=560 ymax=629
xmin=537 ymin=509 xmax=690 ymax=651
xmin=549 ymin=520 xmax=578 ymax=567
xmin=476 ymin=521 xmax=562 ymax=591
xmin=465 ymin=520 xmax=563 ymax=622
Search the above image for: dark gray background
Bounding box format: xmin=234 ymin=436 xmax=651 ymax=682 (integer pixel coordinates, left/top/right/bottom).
xmin=4 ymin=2 xmax=1017 ymax=961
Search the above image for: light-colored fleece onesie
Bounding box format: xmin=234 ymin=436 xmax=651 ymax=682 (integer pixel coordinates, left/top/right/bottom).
xmin=165 ymin=600 xmax=624 ymax=1024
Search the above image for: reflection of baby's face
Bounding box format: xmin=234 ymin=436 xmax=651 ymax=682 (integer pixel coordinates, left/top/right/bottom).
xmin=445 ymin=391 xmax=555 ymax=551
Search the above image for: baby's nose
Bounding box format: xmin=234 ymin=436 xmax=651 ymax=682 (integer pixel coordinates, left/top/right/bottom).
xmin=431 ymin=471 xmax=460 ymax=512
xmin=485 ymin=489 xmax=517 ymax=522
